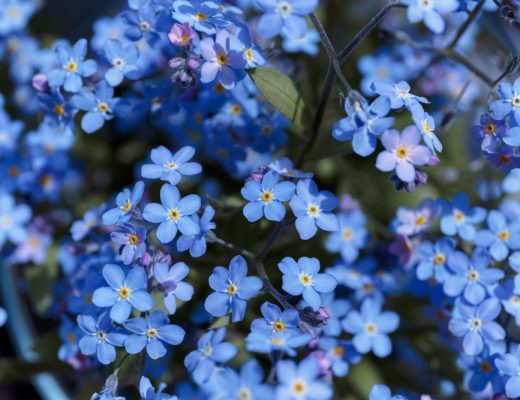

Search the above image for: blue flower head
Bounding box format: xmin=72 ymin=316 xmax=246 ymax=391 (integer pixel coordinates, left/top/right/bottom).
xmin=205 ymin=255 xmax=263 ymax=322
xmin=268 ymin=157 xmax=314 ymax=179
xmin=371 ymin=80 xmax=428 ymax=112
xmin=103 ymin=39 xmax=140 ymax=87
xmin=143 ymin=183 xmax=201 ymax=244
xmin=326 ymin=210 xmax=368 ymax=263
xmin=172 ymin=0 xmax=225 ymax=34
xmin=177 ymin=205 xmax=216 ymax=257
xmin=415 ymin=237 xmax=456 ymax=283
xmin=495 ymin=346 xmax=520 ymax=398
xmin=255 ymin=0 xmax=319 ymax=39
xmin=141 ymin=145 xmax=202 ymax=185
xmin=342 ymin=298 xmax=399 ymax=357
xmin=0 ymin=0 xmax=35 ymax=35
xmin=47 ymin=38 xmax=97 ymax=93
xmin=92 ymin=264 xmax=154 ymax=323
xmin=490 ymin=77 xmax=520 ymax=123
xmin=72 ymin=80 xmax=121 ymax=133
xmin=376 ymin=126 xmax=432 ymax=183
xmin=0 ymin=193 xmax=32 ymax=249
xmin=241 ymin=170 xmax=295 ymax=222
xmin=154 ymin=261 xmax=194 ymax=315
xmin=274 ymin=357 xmax=333 ymax=400
xmin=110 ymin=223 xmax=147 ymax=265
xmin=124 ymin=310 xmax=185 ymax=359
xmin=139 ymin=376 xmax=178 ymax=400
xmin=278 ymin=256 xmax=337 ymax=311
xmin=474 ymin=210 xmax=520 ymax=262
xmin=449 ymin=298 xmax=505 ymax=356
xmin=402 ymin=0 xmax=459 ymax=34
xmin=332 ymin=94 xmax=395 ymax=157
xmin=102 ymin=180 xmax=145 ymax=225
xmin=184 ymin=328 xmax=237 ymax=384
xmin=77 ymin=311 xmax=126 ymax=365
xmin=439 ymin=193 xmax=487 ymax=241
xmin=212 ymin=359 xmax=274 ymax=400
xmin=289 ymin=179 xmax=339 ymax=240
xmin=199 ymin=29 xmax=247 ymax=90
xmin=443 ymin=248 xmax=504 ymax=305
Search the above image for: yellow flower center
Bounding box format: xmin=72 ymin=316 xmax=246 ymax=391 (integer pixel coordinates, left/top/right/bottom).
xmin=307 ymin=204 xmax=320 ymax=217
xmin=97 ymin=102 xmax=110 ymax=113
xmin=216 ymin=53 xmax=228 ymax=66
xmin=511 ymin=296 xmax=520 ymax=304
xmin=118 ymin=286 xmax=131 ymax=299
xmin=278 ymin=2 xmax=292 ymax=15
xmin=453 ymin=210 xmax=465 ymax=223
xmin=231 ymin=104 xmax=241 ymax=115
xmin=485 ymin=123 xmax=496 ymax=135
xmin=291 ymin=380 xmax=306 ymax=395
xmin=333 ymin=346 xmax=345 ymax=357
xmin=1 ymin=216 xmax=11 ymax=228
xmin=54 ymin=103 xmax=66 ymax=116
xmin=214 ymin=83 xmax=225 ymax=94
xmin=260 ymin=191 xmax=274 ymax=203
xmin=113 ymin=57 xmax=125 ymax=68
xmin=467 ymin=270 xmax=479 ymax=282
xmin=433 ymin=253 xmax=446 ymax=265
xmin=195 ymin=12 xmax=207 ymax=21
xmin=363 ymin=283 xmax=374 ymax=293
xmin=415 ymin=215 xmax=428 ymax=225
xmin=238 ymin=388 xmax=252 ymax=400
xmin=227 ymin=283 xmax=238 ymax=296
xmin=396 ymin=146 xmax=409 ymax=159
xmin=165 ymin=162 xmax=178 ymax=170
xmin=96 ymin=330 xmax=107 ymax=341
xmin=422 ymin=121 xmax=432 ymax=135
xmin=7 ymin=6 xmax=19 ymax=17
xmin=342 ymin=228 xmax=353 ymax=240
xmin=128 ymin=233 xmax=140 ymax=245
xmin=497 ymin=230 xmax=509 ymax=241
xmin=168 ymin=208 xmax=180 ymax=220
xmin=273 ymin=320 xmax=286 ymax=332
xmin=146 ymin=328 xmax=158 ymax=338
xmin=65 ymin=60 xmax=77 ymax=72
xmin=480 ymin=361 xmax=491 ymax=373
xmin=365 ymin=322 xmax=376 ymax=334
xmin=139 ymin=21 xmax=151 ymax=31
xmin=8 ymin=166 xmax=19 ymax=177
xmin=121 ymin=200 xmax=132 ymax=212
xmin=299 ymin=273 xmax=312 ymax=286
xmin=202 ymin=345 xmax=213 ymax=357
xmin=513 ymin=96 xmax=520 ymax=106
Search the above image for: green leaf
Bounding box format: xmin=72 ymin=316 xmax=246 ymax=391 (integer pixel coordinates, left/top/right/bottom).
xmin=248 ymin=67 xmax=309 ymax=137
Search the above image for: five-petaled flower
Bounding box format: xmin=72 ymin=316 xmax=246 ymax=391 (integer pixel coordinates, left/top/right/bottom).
xmin=342 ymin=298 xmax=399 ymax=357
xmin=205 ymin=255 xmax=263 ymax=322
xmin=278 ymin=256 xmax=337 ymax=311
xmin=289 ymin=179 xmax=339 ymax=240
xmin=241 ymin=170 xmax=295 ymax=222
xmin=141 ymin=145 xmax=202 ymax=185
xmin=143 ymin=183 xmax=201 ymax=243
xmin=92 ymin=264 xmax=154 ymax=323
xmin=124 ymin=310 xmax=185 ymax=359
xmin=375 ymin=126 xmax=432 ymax=183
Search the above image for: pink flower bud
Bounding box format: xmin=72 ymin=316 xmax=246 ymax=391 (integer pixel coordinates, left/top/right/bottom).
xmin=168 ymin=22 xmax=193 ymax=47
xmin=32 ymin=74 xmax=49 ymax=92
